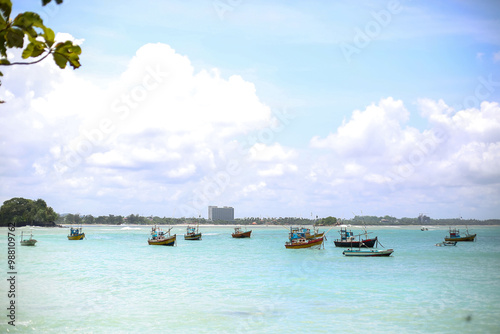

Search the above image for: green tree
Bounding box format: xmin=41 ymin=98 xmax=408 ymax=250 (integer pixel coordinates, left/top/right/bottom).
xmin=0 ymin=197 xmax=58 ymax=226
xmin=318 ymin=216 xmax=337 ymax=226
xmin=0 ymin=0 xmax=82 ymax=102
xmin=81 ymin=214 xmax=95 ymax=224
xmin=65 ymin=213 xmax=81 ymax=225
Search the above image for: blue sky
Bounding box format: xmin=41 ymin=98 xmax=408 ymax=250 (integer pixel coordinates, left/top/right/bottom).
xmin=2 ymin=0 xmax=500 ymax=220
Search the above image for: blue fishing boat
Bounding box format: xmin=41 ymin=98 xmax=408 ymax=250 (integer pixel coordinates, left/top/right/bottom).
xmin=148 ymin=225 xmax=176 ymax=246
xmin=184 ymin=224 xmax=202 ymax=240
xmin=285 ymin=226 xmax=324 ymax=249
xmin=68 ymin=226 xmax=85 ymax=240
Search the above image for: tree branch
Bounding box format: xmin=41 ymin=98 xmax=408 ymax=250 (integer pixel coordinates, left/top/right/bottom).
xmin=0 ymin=50 xmax=53 ymax=66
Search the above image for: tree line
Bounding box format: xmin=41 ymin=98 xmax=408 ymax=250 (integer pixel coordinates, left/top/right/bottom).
xmin=2 ymin=197 xmax=499 ymax=226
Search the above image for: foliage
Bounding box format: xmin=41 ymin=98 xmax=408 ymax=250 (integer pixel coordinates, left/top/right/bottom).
xmin=0 ymin=197 xmax=58 ymax=226
xmin=53 ymin=213 xmax=500 ymax=226
xmin=316 ymin=216 xmax=337 ymax=226
xmin=0 ymin=0 xmax=81 ymax=101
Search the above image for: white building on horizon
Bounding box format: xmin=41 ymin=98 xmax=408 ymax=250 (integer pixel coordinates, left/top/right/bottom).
xmin=208 ymin=206 xmax=234 ymax=221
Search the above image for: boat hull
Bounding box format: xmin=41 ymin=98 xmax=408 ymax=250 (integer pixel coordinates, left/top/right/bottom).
xmin=68 ymin=233 xmax=85 ymax=240
xmin=285 ymin=237 xmax=324 ymax=249
xmin=436 ymin=241 xmax=457 ymax=246
xmin=184 ymin=233 xmax=202 ymax=240
xmin=343 ymin=249 xmax=394 ymax=257
xmin=307 ymin=232 xmax=325 ymax=240
xmin=334 ymin=237 xmax=378 ymax=248
xmin=444 ymin=234 xmax=476 ymax=242
xmin=232 ymin=231 xmax=252 ymax=238
xmin=148 ymin=235 xmax=176 ymax=246
xmin=21 ymin=240 xmax=37 ymax=246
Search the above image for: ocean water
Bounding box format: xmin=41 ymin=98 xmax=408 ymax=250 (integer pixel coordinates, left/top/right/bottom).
xmin=1 ymin=225 xmax=500 ymax=333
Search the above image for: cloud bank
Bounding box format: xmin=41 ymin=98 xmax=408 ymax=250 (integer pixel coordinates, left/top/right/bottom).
xmin=1 ymin=43 xmax=499 ymax=219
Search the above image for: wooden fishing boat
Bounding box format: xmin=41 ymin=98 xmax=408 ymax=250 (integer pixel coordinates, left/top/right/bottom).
xmin=310 ymin=230 xmax=325 ymax=239
xmin=288 ymin=226 xmax=324 ymax=240
xmin=444 ymin=227 xmax=476 ymax=242
xmin=20 ymin=231 xmax=37 ymax=246
xmin=184 ymin=225 xmax=202 ymax=240
xmin=342 ymin=232 xmax=393 ymax=256
xmin=68 ymin=226 xmax=85 ymax=240
xmin=285 ymin=226 xmax=325 ymax=249
xmin=334 ymin=227 xmax=377 ymax=248
xmin=148 ymin=225 xmax=176 ymax=246
xmin=296 ymin=227 xmax=325 ymax=240
xmin=343 ymin=248 xmax=394 ymax=257
xmin=285 ymin=237 xmax=324 ymax=249
xmin=232 ymin=227 xmax=251 ymax=238
xmin=435 ymin=241 xmax=457 ymax=247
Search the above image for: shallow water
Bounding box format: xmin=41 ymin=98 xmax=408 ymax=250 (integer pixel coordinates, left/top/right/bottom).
xmin=1 ymin=225 xmax=500 ymax=333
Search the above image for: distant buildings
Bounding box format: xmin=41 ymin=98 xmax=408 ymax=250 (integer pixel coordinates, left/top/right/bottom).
xmin=208 ymin=206 xmax=234 ymax=221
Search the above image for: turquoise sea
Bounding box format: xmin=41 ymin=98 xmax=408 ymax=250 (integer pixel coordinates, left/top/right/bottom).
xmin=2 ymin=225 xmax=500 ymax=333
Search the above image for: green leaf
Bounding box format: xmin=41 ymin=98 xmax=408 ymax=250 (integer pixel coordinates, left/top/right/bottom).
xmin=22 ymin=42 xmax=34 ymax=58
xmin=0 ymin=0 xmax=12 ymax=21
xmin=42 ymin=0 xmax=63 ymax=6
xmin=0 ymin=16 xmax=6 ymax=30
xmin=0 ymin=58 xmax=10 ymax=65
xmin=42 ymin=27 xmax=55 ymax=47
xmin=21 ymin=41 xmax=45 ymax=59
xmin=5 ymin=28 xmax=24 ymax=48
xmin=31 ymin=41 xmax=45 ymax=58
xmin=0 ymin=34 xmax=7 ymax=57
xmin=53 ymin=41 xmax=81 ymax=69
xmin=52 ymin=52 xmax=66 ymax=68
xmin=13 ymin=12 xmax=44 ymax=30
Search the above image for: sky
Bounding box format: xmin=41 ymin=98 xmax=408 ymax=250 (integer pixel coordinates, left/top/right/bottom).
xmin=1 ymin=0 xmax=500 ymax=220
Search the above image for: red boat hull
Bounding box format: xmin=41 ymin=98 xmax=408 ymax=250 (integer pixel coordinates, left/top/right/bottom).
xmin=232 ymin=230 xmax=252 ymax=238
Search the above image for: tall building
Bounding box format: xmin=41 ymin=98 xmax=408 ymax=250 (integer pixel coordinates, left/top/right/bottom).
xmin=208 ymin=206 xmax=234 ymax=221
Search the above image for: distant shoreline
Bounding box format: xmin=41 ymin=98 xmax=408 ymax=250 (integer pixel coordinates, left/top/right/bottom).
xmin=50 ymin=223 xmax=500 ymax=227
xmin=4 ymin=222 xmax=499 ymax=228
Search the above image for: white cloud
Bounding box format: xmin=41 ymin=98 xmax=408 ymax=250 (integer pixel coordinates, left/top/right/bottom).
xmin=307 ymin=97 xmax=500 ymax=218
xmin=2 ymin=40 xmax=500 ymax=219
xmin=0 ymin=42 xmax=275 ymax=215
xmin=258 ymin=163 xmax=298 ymax=177
xmin=242 ymin=181 xmax=267 ymax=196
xmin=249 ymin=143 xmax=296 ymax=162
xmin=310 ymin=97 xmax=412 ymax=158
xmin=55 ymin=32 xmax=85 ymax=46
xmin=167 ymin=164 xmax=197 ymax=178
